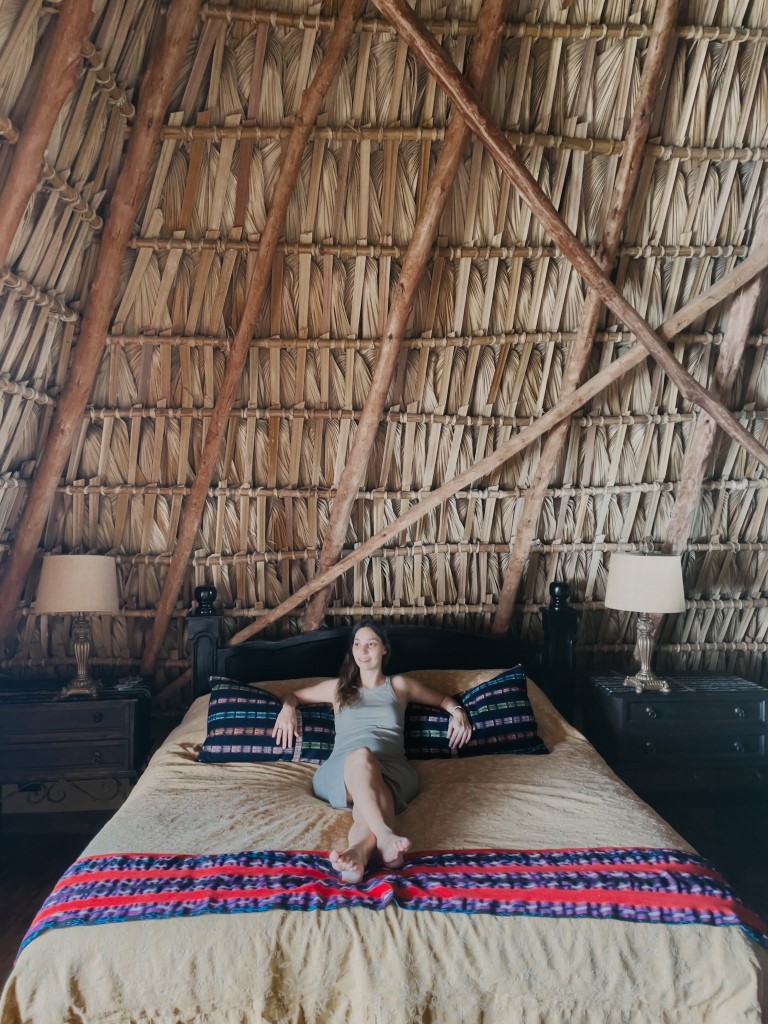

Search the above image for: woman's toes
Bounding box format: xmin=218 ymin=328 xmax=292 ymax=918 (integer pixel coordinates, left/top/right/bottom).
xmin=379 ymin=832 xmax=411 ymax=868
xmin=330 ymin=846 xmax=367 ymax=883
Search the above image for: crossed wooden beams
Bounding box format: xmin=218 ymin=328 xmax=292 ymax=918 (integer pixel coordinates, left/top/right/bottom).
xmin=306 ymin=0 xmax=681 ymax=633
xmin=232 ymin=0 xmax=768 ymax=646
xmin=662 ymin=204 xmax=768 ymax=563
xmin=2 ymin=0 xmax=768 ymax=671
xmin=490 ymin=0 xmax=679 ymax=634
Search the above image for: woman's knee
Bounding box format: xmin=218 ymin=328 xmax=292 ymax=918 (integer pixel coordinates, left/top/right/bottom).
xmin=344 ymin=747 xmax=377 ymax=777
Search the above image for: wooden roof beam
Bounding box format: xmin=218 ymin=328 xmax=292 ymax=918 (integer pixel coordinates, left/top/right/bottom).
xmin=491 ymin=0 xmax=679 ymax=635
xmin=663 ymin=202 xmax=768 ymax=559
xmin=227 ymin=241 xmax=768 ymax=644
xmin=0 ymin=0 xmax=201 ymax=646
xmin=0 ymin=0 xmax=93 ymax=267
xmin=371 ymin=0 xmax=768 ymax=472
xmin=301 ymin=0 xmax=510 ymax=632
xmin=138 ymin=0 xmax=361 ymax=675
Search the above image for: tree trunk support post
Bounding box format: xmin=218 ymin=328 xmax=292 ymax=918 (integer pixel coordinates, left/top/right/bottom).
xmin=0 ymin=0 xmax=202 ymax=647
xmin=0 ymin=0 xmax=93 ymax=267
xmin=301 ymin=0 xmax=510 ymax=632
xmin=492 ymin=0 xmax=679 ymax=635
xmin=139 ymin=0 xmax=361 ymax=675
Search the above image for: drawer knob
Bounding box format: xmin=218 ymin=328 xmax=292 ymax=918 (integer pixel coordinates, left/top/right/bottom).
xmin=645 ymin=741 xmax=657 ymax=754
xmin=92 ymin=711 xmax=104 ymax=724
xmin=733 ymin=706 xmax=746 ymax=718
xmin=733 ymin=741 xmax=745 ymax=754
xmin=92 ymin=751 xmax=104 ymax=765
xmin=644 ymin=706 xmax=658 ymax=719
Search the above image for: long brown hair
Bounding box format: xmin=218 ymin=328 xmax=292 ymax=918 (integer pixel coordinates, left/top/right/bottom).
xmin=336 ymin=618 xmax=391 ymax=710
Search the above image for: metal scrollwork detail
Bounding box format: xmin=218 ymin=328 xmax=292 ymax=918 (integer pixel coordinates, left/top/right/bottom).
xmin=5 ymin=778 xmax=129 ymax=807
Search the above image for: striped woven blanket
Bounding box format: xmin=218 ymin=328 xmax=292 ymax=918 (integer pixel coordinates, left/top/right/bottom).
xmin=20 ymin=846 xmax=768 ymax=955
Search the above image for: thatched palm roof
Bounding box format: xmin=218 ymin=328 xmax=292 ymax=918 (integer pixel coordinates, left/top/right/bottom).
xmin=1 ymin=0 xmax=767 ymax=693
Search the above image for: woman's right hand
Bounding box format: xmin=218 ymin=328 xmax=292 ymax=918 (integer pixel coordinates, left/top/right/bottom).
xmin=272 ymin=702 xmax=297 ymax=748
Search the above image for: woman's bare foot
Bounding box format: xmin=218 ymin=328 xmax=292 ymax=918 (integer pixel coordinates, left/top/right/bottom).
xmin=330 ymin=843 xmax=369 ymax=883
xmin=376 ymin=829 xmax=411 ymax=869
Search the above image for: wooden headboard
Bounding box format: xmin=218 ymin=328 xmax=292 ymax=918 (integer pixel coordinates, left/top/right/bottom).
xmin=187 ymin=582 xmax=579 ymax=718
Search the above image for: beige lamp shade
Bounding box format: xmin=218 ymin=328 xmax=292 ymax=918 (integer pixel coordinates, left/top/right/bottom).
xmin=34 ymin=555 xmax=120 ymax=615
xmin=604 ymin=552 xmax=686 ymax=614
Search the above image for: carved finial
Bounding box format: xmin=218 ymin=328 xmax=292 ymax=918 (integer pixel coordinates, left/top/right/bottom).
xmin=194 ymin=585 xmax=217 ymax=616
xmin=549 ymin=580 xmax=570 ymax=611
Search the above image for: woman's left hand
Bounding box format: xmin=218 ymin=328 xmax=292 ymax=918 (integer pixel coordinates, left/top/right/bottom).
xmin=447 ymin=708 xmax=472 ymax=749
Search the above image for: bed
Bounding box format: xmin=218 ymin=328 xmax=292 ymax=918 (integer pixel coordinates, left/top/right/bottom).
xmin=2 ymin=587 xmax=767 ymax=1024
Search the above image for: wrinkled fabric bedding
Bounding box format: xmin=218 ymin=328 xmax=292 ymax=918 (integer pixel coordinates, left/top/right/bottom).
xmin=2 ymin=670 xmax=767 ymax=1024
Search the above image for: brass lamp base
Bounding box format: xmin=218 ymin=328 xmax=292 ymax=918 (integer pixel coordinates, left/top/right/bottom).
xmin=623 ymin=611 xmax=672 ymax=695
xmin=623 ymin=671 xmax=671 ymax=695
xmin=59 ymin=676 xmax=102 ymax=700
xmin=58 ymin=613 xmax=102 ymax=700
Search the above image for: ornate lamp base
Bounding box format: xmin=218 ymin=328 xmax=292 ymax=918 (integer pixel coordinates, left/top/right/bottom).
xmin=623 ymin=671 xmax=671 ymax=695
xmin=59 ymin=676 xmax=102 ymax=699
xmin=58 ymin=614 xmax=102 ymax=700
xmin=623 ymin=611 xmax=672 ymax=695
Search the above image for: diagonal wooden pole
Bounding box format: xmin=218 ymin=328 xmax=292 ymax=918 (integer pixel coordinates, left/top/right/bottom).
xmin=369 ymin=0 xmax=768 ymax=473
xmin=139 ymin=0 xmax=361 ymax=675
xmin=301 ymin=0 xmax=509 ymax=632
xmin=227 ymin=242 xmax=768 ymax=644
xmin=662 ymin=203 xmax=768 ymax=560
xmin=0 ymin=0 xmax=93 ymax=268
xmin=491 ymin=0 xmax=679 ymax=635
xmin=0 ymin=0 xmax=201 ymax=645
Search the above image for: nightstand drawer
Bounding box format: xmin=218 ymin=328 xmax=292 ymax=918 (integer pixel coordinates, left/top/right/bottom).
xmin=0 ymin=739 xmax=132 ymax=778
xmin=0 ymin=695 xmax=151 ymax=787
xmin=626 ymin=699 xmax=765 ymax=726
xmin=624 ymin=732 xmax=764 ymax=760
xmin=583 ymin=674 xmax=768 ymax=791
xmin=0 ymin=701 xmax=130 ymax=738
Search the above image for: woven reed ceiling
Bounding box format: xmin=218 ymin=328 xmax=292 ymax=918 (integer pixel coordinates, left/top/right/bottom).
xmin=1 ymin=0 xmax=768 ymax=691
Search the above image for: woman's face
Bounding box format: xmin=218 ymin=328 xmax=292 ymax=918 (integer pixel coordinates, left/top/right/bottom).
xmin=351 ymin=627 xmax=386 ymax=671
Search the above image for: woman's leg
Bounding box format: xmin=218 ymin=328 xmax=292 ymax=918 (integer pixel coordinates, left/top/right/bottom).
xmin=329 ymin=748 xmax=411 ymax=879
xmin=329 ymin=805 xmax=377 ymax=882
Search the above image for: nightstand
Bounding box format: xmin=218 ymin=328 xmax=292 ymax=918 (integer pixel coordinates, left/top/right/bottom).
xmin=582 ymin=674 xmax=768 ymax=793
xmin=0 ymin=695 xmax=151 ymax=787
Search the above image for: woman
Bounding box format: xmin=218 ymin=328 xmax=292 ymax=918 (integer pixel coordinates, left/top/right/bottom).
xmin=272 ymin=619 xmax=472 ymax=883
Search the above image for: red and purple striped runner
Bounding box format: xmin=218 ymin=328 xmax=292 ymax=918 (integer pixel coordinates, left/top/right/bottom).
xmin=20 ymin=846 xmax=768 ymax=955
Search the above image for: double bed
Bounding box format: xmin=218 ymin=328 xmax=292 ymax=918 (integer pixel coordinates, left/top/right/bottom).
xmin=2 ymin=590 xmax=767 ymax=1023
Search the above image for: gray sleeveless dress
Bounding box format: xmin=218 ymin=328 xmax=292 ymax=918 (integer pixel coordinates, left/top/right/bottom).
xmin=312 ymin=677 xmax=419 ymax=814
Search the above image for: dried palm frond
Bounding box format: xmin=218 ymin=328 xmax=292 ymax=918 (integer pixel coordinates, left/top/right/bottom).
xmin=236 ymin=30 xmax=283 ymax=125
xmin=282 ymin=29 xmax=324 ymax=116
xmin=0 ymin=0 xmax=40 ymax=116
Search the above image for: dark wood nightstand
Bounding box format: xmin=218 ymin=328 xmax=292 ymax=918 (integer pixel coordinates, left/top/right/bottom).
xmin=0 ymin=695 xmax=151 ymax=787
xmin=582 ymin=674 xmax=768 ymax=793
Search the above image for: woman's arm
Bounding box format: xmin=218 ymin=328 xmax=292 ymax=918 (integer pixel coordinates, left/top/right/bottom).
xmin=391 ymin=675 xmax=472 ymax=749
xmin=268 ymin=678 xmax=337 ymax=748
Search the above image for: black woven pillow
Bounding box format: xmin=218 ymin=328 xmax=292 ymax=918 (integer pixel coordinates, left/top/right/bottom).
xmin=404 ymin=666 xmax=548 ymax=759
xmin=198 ymin=678 xmax=335 ymax=765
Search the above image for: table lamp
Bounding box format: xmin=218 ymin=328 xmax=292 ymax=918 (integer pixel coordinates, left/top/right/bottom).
xmin=603 ymin=551 xmax=686 ymax=694
xmin=34 ymin=554 xmax=120 ymax=699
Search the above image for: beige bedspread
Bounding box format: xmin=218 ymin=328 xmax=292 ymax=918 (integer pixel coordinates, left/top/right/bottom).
xmin=2 ymin=670 xmax=767 ymax=1024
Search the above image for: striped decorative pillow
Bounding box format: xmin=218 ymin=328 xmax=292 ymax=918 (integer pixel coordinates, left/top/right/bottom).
xmin=198 ymin=679 xmax=335 ymax=765
xmin=404 ymin=666 xmax=548 ymax=759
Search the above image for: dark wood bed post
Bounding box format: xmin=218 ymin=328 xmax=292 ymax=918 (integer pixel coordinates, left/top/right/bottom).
xmin=540 ymin=582 xmax=580 ymax=722
xmin=187 ymin=586 xmax=222 ymax=701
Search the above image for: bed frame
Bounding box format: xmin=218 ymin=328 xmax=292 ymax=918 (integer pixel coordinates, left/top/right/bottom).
xmin=187 ymin=583 xmax=579 ymax=718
